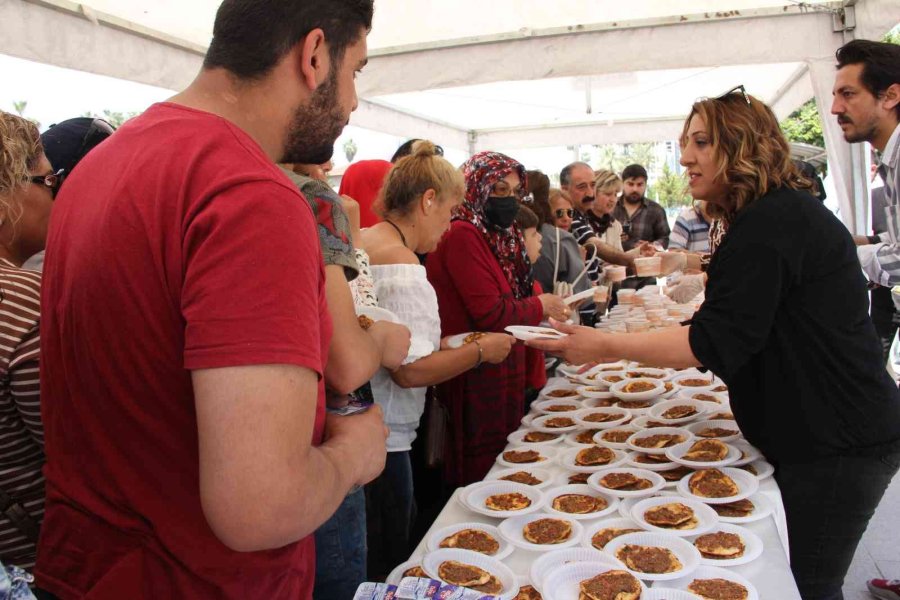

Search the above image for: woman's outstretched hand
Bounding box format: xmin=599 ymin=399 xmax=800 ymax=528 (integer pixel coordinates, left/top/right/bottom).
xmin=525 ymin=318 xmax=621 ymax=365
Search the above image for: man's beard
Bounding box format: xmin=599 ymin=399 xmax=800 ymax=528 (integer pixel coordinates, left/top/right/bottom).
xmin=838 ymin=114 xmax=879 ymax=144
xmin=624 ymin=192 xmax=643 ymax=204
xmin=280 ymin=70 xmax=347 ymax=164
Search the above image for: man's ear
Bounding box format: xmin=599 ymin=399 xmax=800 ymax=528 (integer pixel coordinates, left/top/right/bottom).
xmin=296 ymin=28 xmax=329 ymax=91
xmin=882 ymin=83 xmax=900 ymax=113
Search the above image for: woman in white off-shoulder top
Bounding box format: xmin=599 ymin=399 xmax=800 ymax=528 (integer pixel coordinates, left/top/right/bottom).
xmin=359 ymin=141 xmax=515 ymax=578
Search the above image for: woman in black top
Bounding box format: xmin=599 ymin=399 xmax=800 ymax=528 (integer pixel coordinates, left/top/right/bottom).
xmin=529 ymin=90 xmax=900 ymax=600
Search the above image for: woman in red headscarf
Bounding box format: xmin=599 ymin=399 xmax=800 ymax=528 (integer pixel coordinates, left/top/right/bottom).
xmin=426 ymin=151 xmax=570 ymax=486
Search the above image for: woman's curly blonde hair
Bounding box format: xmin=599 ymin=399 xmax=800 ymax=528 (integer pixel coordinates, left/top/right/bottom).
xmin=0 ymin=111 xmax=43 ymax=226
xmin=680 ymin=92 xmax=811 ymax=220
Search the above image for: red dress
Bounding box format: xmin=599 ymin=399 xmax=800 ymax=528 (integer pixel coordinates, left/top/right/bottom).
xmin=427 ymin=221 xmax=543 ymax=486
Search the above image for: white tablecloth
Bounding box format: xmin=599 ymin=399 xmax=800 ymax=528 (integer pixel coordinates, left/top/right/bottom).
xmin=408 ymin=400 xmax=802 ymax=599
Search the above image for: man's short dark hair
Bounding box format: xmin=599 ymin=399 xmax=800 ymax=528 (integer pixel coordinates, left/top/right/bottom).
xmin=559 ymin=161 xmax=591 ymax=187
xmin=836 ymin=39 xmax=900 ymax=120
xmin=204 ymin=0 xmax=374 ymax=80
xmin=622 ymin=164 xmax=648 ymax=181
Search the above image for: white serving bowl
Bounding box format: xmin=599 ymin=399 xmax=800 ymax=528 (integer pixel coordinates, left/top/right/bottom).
xmin=498 ymin=512 xmax=584 ymax=552
xmin=665 ymin=440 xmax=740 ymax=469
xmin=558 ymin=446 xmax=630 ymax=473
xmin=426 ymin=522 xmax=514 ymax=560
xmin=591 ymin=426 xmax=638 ymax=449
xmin=676 ymin=467 xmax=759 ymax=504
xmin=686 ymin=522 xmax=764 ymax=567
xmin=662 ymin=564 xmax=759 ymax=600
xmin=530 ymin=413 xmax=580 ymax=434
xmin=603 ymin=530 xmax=701 ymax=582
xmin=685 ymin=420 xmax=742 ymax=444
xmin=610 ymin=378 xmax=666 ymax=402
xmin=587 ymin=468 xmax=666 ymax=499
xmin=574 ymin=407 xmax=632 ymax=430
xmin=530 ymin=548 xmax=623 ymax=596
xmin=496 ymin=446 xmax=559 ymax=469
xmin=629 ymin=495 xmax=719 ymax=537
xmin=542 ymin=561 xmax=647 ymax=600
xmin=542 ymin=484 xmax=620 ymax=521
xmin=626 ymin=427 xmax=694 ymax=456
xmin=487 ymin=466 xmax=556 ymax=490
xmin=580 ymin=517 xmax=643 ymax=551
xmin=648 ymin=399 xmax=710 ymax=426
xmin=423 ymin=548 xmax=518 ymax=599
xmin=464 ymin=481 xmax=546 ymax=519
xmin=507 ymin=428 xmax=566 ymax=447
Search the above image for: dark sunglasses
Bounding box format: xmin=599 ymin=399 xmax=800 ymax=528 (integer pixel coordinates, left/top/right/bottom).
xmin=29 ymin=170 xmax=64 ymax=198
xmin=554 ymin=208 xmax=575 ymax=219
xmin=713 ymin=84 xmax=751 ymax=105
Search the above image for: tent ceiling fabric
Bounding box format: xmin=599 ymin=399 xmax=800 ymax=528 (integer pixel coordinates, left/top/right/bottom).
xmin=2 ymin=0 xmax=899 ymax=232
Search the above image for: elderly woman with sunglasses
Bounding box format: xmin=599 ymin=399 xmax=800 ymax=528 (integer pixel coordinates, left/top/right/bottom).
xmin=0 ymin=111 xmax=59 ymax=569
xmin=529 ymin=90 xmax=900 ymax=600
xmin=426 ymin=152 xmax=570 ymax=486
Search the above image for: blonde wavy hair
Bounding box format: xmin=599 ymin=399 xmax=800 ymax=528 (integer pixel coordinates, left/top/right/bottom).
xmin=594 ymin=169 xmax=622 ymax=195
xmin=0 ymin=112 xmax=43 ymax=229
xmin=377 ymin=140 xmax=465 ymax=217
xmin=680 ymin=92 xmax=811 ymax=219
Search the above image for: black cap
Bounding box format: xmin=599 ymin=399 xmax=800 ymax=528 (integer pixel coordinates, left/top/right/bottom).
xmin=40 ymin=117 xmax=115 ymax=177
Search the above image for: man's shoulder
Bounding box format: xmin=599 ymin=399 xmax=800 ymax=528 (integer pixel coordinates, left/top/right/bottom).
xmin=645 ymin=199 xmax=667 ymax=213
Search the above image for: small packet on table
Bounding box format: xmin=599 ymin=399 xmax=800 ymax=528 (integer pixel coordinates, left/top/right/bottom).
xmin=353 ymin=578 xmax=499 ymax=600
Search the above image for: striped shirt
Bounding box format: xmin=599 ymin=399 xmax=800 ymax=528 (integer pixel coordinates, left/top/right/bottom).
xmin=0 ymin=260 xmax=44 ymax=569
xmin=859 ymin=123 xmax=900 ymax=286
xmin=669 ymin=206 xmax=711 ymax=253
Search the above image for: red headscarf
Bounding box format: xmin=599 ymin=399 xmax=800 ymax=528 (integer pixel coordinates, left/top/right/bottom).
xmin=339 ymin=159 xmax=392 ymax=228
xmin=456 ymin=151 xmax=533 ymax=299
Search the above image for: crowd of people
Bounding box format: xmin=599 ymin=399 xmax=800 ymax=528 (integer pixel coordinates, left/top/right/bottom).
xmin=0 ymin=0 xmax=898 ymax=599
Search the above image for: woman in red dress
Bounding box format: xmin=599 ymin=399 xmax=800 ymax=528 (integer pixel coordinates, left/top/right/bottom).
xmin=426 ymin=151 xmax=569 ymax=486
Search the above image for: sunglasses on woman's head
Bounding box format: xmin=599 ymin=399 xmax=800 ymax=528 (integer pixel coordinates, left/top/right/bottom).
xmin=555 ymin=208 xmax=575 ymax=218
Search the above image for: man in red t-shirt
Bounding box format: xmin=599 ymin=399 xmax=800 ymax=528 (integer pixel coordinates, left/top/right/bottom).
xmin=35 ymin=1 xmax=386 ymax=598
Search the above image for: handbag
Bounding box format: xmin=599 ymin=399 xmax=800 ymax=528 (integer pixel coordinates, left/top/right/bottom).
xmin=423 ymin=391 xmax=449 ymax=469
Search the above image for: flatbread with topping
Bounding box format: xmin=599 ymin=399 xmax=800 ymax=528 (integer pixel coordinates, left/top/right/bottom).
xmin=584 ymin=411 xmax=626 ymax=423
xmin=500 ymin=471 xmax=543 ymax=486
xmin=552 ymin=493 xmax=608 ymax=514
xmin=568 ymin=472 xmax=591 ymax=484
xmin=575 ymin=446 xmax=616 ymax=466
xmin=575 ymin=429 xmax=602 ymax=444
xmin=689 ymin=469 xmax=740 ymax=498
xmin=696 ymin=427 xmax=739 ymax=439
xmin=403 ymin=565 xmax=427 ymax=578
xmin=598 ymin=472 xmax=652 ymax=491
xmin=515 ymin=585 xmax=543 ymax=600
xmin=617 ymin=400 xmax=653 ymax=410
xmin=694 ymin=531 xmax=746 ymax=560
xmin=683 ymin=439 xmax=729 ymax=462
xmin=590 ymin=527 xmax=643 ymax=550
xmin=616 ymin=544 xmax=683 ymax=574
xmin=439 ymin=529 xmax=500 ymax=555
xmin=438 ymin=561 xmax=491 ymax=587
xmin=545 ymin=416 xmax=576 ymax=428
xmin=546 ymin=389 xmax=579 ymax=398
xmin=711 ymin=499 xmax=755 ymax=518
xmin=623 ymin=380 xmax=656 ymax=393
xmin=522 ymin=518 xmax=572 ymax=544
xmin=579 ymin=570 xmax=641 ymax=600
xmin=546 ymin=404 xmax=577 ymax=412
xmin=523 ymin=431 xmax=559 ymax=443
xmin=659 ymin=465 xmax=694 ymax=481
xmin=503 ymin=450 xmax=543 ymax=464
xmin=644 ymin=502 xmax=698 ymax=530
xmin=485 ymin=492 xmax=532 ymax=511
xmin=600 ymin=429 xmax=633 ymax=443
xmin=661 ymin=405 xmax=699 ymax=419
xmin=633 ymin=433 xmax=685 ymax=449
xmin=688 ymin=578 xmax=749 ymax=600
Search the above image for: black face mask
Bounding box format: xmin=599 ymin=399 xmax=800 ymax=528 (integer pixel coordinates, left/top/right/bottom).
xmin=484 ymin=196 xmax=519 ymax=229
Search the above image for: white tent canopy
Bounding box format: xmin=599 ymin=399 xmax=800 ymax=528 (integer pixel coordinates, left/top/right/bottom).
xmin=2 ymin=0 xmax=899 ymax=232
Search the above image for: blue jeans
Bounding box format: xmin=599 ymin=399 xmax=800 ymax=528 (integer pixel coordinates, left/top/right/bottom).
xmin=365 ymin=451 xmax=416 ymax=580
xmin=775 ymin=450 xmax=900 ymax=600
xmin=313 ymin=488 xmax=367 ymax=600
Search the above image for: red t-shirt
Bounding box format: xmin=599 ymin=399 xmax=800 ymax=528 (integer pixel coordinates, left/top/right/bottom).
xmin=36 ymin=103 xmax=331 ymax=599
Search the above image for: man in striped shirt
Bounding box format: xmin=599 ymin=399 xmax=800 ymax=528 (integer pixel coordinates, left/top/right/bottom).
xmin=834 ymin=40 xmax=900 ymax=287
xmin=669 ymin=201 xmax=711 ymax=253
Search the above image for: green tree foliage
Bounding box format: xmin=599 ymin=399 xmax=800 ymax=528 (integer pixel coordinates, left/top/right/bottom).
xmin=82 ymin=109 xmax=140 ymax=129
xmin=780 ymin=99 xmax=825 ymax=148
xmin=647 ymin=163 xmax=692 ymax=209
xmin=594 ymin=142 xmax=656 ymax=175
